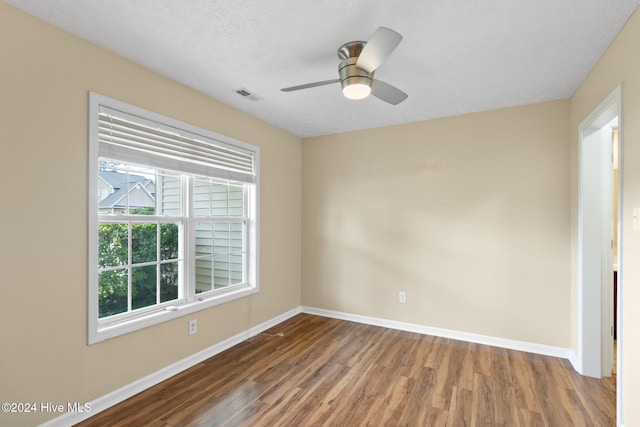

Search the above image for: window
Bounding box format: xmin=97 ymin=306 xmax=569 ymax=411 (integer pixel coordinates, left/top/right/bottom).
xmin=88 ymin=93 xmax=259 ymax=344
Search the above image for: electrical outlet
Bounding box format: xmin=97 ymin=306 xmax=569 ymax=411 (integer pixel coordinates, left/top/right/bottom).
xmin=189 ymin=319 xmax=197 ymax=335
xmin=399 ymin=291 xmax=407 ymax=304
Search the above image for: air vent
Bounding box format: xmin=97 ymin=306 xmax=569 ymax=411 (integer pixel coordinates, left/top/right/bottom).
xmin=233 ymin=87 xmax=262 ymax=101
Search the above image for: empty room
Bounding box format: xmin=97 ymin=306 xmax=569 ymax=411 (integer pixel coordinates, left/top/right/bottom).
xmin=1 ymin=1 xmax=640 ymax=426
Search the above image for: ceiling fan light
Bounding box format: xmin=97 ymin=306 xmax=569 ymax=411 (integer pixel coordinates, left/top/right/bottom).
xmin=343 ymin=82 xmax=371 ymax=100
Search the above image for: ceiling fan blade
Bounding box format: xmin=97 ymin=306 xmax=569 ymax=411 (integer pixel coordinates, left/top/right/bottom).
xmin=371 ymin=79 xmax=408 ymax=105
xmin=356 ymin=27 xmax=403 ymax=73
xmin=281 ymin=79 xmax=340 ymax=92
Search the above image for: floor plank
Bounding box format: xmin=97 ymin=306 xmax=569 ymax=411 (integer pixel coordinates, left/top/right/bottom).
xmin=75 ymin=314 xmax=616 ymax=426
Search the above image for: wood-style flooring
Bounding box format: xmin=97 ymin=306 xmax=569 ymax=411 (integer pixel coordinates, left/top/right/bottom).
xmin=75 ymin=314 xmax=616 ymax=426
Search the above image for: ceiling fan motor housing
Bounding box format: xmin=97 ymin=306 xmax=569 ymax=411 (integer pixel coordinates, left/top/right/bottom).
xmin=338 ymin=41 xmax=373 ymax=98
xmin=339 ymin=57 xmax=373 ymax=85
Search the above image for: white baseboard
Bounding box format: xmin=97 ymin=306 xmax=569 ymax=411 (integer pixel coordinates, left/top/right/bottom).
xmin=301 ymin=306 xmax=576 ymax=363
xmin=39 ymin=307 xmax=302 ymax=427
xmin=566 ymin=350 xmax=582 ymax=373
xmin=40 ymin=305 xmax=579 ymax=426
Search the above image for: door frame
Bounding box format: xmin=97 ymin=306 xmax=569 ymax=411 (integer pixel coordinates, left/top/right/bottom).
xmin=577 ymin=85 xmax=622 ymax=421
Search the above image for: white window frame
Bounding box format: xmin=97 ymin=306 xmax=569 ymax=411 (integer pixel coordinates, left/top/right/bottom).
xmin=88 ymin=93 xmax=259 ymax=344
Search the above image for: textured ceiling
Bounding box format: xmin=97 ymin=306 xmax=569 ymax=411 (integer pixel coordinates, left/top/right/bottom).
xmin=5 ymin=0 xmax=640 ymax=137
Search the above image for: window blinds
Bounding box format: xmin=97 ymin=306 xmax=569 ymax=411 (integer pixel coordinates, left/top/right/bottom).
xmin=97 ymin=105 xmax=256 ymax=184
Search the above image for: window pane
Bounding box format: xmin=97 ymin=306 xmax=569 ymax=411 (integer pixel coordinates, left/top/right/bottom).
xmin=98 ymin=269 xmax=128 ymax=318
xmin=194 ymin=177 xmax=211 ymax=217
xmin=132 ymin=265 xmax=157 ymax=310
xmin=230 ymin=222 xmax=244 ymax=252
xmin=98 ymin=223 xmax=128 ymax=268
xmin=214 ymin=254 xmax=230 ymax=289
xmin=127 ymin=166 xmax=156 ymax=215
xmin=195 ymin=257 xmax=213 ymax=294
xmin=160 ymin=223 xmax=179 ymax=261
xmin=214 ymin=222 xmax=230 ymax=254
xmin=98 ymin=161 xmax=157 ymax=215
xmin=132 ymin=223 xmax=157 ymax=264
xmin=211 ymin=182 xmax=228 ymax=216
xmin=228 ymin=184 xmax=244 ymax=216
xmin=158 ymin=171 xmax=181 ymax=216
xmin=160 ymin=262 xmax=179 ymax=302
xmin=231 ymin=254 xmax=244 ymax=284
xmin=195 ymin=222 xmax=213 ymax=256
xmin=192 ymin=178 xmax=246 ymax=218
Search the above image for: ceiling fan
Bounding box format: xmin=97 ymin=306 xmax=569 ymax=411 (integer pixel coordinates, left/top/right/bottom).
xmin=281 ymin=27 xmax=408 ymax=105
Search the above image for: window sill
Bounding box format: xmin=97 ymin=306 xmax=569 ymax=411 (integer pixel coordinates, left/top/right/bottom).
xmin=89 ymin=284 xmax=258 ymax=344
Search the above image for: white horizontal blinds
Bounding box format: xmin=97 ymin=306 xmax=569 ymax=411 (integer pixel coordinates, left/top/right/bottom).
xmin=98 ymin=106 xmax=255 ymax=184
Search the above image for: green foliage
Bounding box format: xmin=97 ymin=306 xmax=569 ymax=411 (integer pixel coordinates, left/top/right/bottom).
xmin=129 ymin=207 xmax=155 ymax=215
xmin=98 ymin=222 xmax=179 ymax=318
xmin=160 ymin=224 xmax=179 ymax=302
xmin=98 ymin=224 xmax=128 ymax=268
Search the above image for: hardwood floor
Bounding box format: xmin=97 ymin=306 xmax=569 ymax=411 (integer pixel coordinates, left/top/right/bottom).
xmin=75 ymin=314 xmax=616 ymax=426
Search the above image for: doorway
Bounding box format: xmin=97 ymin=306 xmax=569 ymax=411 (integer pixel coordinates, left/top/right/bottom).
xmin=577 ymin=85 xmax=621 ymax=420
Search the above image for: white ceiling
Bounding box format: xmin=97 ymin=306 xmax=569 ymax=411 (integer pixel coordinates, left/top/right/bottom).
xmin=5 ymin=0 xmax=640 ymax=138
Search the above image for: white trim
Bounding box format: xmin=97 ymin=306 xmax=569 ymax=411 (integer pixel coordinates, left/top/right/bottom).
xmin=94 ymin=285 xmax=259 ymax=343
xmin=567 ymin=351 xmax=582 ymax=374
xmin=578 ymin=86 xmax=621 ymax=133
xmin=577 ymin=86 xmax=621 ymax=396
xmin=39 ymin=307 xmax=301 ymax=427
xmin=301 ymin=306 xmax=575 ymax=361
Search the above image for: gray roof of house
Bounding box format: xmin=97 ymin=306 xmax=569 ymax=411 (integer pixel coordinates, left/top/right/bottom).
xmin=99 ymin=170 xmax=148 ymax=188
xmin=99 ymin=171 xmax=154 ymax=209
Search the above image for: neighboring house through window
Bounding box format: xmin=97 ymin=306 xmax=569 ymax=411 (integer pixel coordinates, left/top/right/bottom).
xmin=98 ymin=170 xmax=156 ymax=214
xmin=88 ymin=93 xmax=259 ymax=344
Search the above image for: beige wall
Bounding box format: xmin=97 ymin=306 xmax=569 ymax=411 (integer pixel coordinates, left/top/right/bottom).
xmin=302 ymin=100 xmax=571 ymax=347
xmin=570 ymin=6 xmax=640 ymax=424
xmin=0 ymin=3 xmax=301 ymax=426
